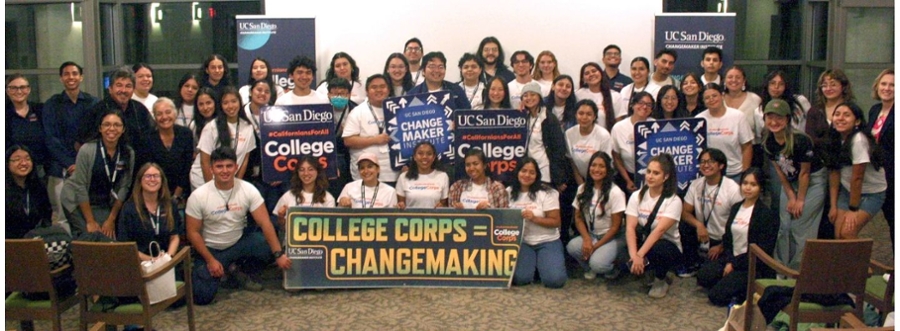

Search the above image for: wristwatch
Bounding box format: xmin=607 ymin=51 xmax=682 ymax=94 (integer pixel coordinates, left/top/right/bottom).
xmin=272 ymin=250 xmax=284 ymax=259
xmin=848 ymin=205 xmax=860 ymax=212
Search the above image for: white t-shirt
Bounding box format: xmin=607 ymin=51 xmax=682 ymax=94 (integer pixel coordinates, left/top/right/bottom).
xmin=395 ymin=170 xmax=450 ymax=208
xmin=338 ymin=180 xmax=398 ymax=208
xmin=239 ymin=84 xmax=285 ymax=107
xmin=459 ymin=182 xmax=490 ymax=209
xmin=316 ymin=81 xmax=366 ymax=106
xmin=526 ymin=110 xmax=551 ymax=182
xmin=611 ymin=117 xmax=655 ymax=174
xmin=683 ymin=177 xmax=742 ymax=241
xmin=185 ymin=179 xmax=264 ymax=250
xmin=574 ymin=88 xmax=626 ymax=129
xmin=840 ymin=133 xmax=888 ymax=194
xmin=536 ymin=79 xmax=553 ymax=98
xmin=700 ymin=75 xmax=722 ymax=86
xmin=732 ymin=92 xmax=762 ymax=142
xmin=459 ymin=82 xmax=484 ymax=110
xmin=177 ymin=104 xmax=195 ymax=128
xmin=697 ymin=107 xmax=754 ymax=176
xmin=190 ymin=120 xmax=257 ymax=190
xmin=573 ymin=184 xmax=627 ymax=236
xmin=508 ymin=187 xmax=560 ymax=245
xmin=132 ymin=93 xmax=158 ymax=118
xmin=341 ymin=101 xmax=399 ymax=182
xmin=731 ymin=204 xmax=754 ymax=256
xmin=619 ymin=82 xmax=661 ymax=115
xmin=273 ymin=190 xmax=336 ymax=216
xmin=566 ymin=124 xmax=613 ymax=178
xmin=275 ymin=89 xmax=329 ymax=106
xmin=508 ymin=79 xmax=534 ymax=110
xmin=626 ymin=190 xmax=683 ymax=252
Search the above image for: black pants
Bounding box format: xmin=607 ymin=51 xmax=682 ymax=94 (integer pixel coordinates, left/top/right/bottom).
xmin=680 ymin=221 xmax=722 ymax=267
xmin=697 ymin=258 xmax=749 ymax=306
xmin=645 ymin=239 xmax=682 ymax=279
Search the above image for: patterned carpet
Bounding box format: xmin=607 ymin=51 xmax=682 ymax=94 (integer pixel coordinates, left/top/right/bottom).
xmin=7 ymin=214 xmax=894 ymax=331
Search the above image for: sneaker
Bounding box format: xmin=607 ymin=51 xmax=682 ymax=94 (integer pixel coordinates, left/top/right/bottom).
xmin=642 ymin=272 xmax=655 ymax=287
xmin=677 ymin=264 xmax=698 ymax=278
xmin=603 ymin=268 xmax=621 ymax=280
xmin=583 ymin=270 xmax=597 ymax=280
xmin=232 ymin=270 xmax=263 ymax=292
xmin=648 ymin=278 xmax=670 ymax=298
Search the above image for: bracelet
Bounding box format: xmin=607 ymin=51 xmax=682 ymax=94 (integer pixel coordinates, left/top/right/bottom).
xmin=848 ymin=205 xmax=860 ymax=212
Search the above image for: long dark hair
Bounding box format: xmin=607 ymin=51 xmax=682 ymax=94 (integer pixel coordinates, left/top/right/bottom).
xmin=383 ymin=53 xmax=414 ymax=97
xmin=464 ymin=148 xmax=492 ymax=181
xmin=576 ymin=152 xmax=616 ymax=218
xmin=578 ymin=62 xmax=615 ymax=131
xmin=483 ymin=76 xmax=511 ymax=109
xmin=174 ymin=73 xmax=200 ymax=111
xmin=289 ymin=155 xmax=329 ymax=205
xmin=192 ymin=87 xmax=219 ymax=139
xmin=322 ymin=52 xmax=360 ymax=85
xmin=544 ymin=74 xmax=577 ymax=127
xmin=651 ymin=85 xmax=689 ymax=119
xmin=405 ymin=141 xmax=443 ymax=180
xmin=214 ymin=86 xmax=250 ymax=149
xmin=246 ymin=57 xmax=279 ymax=105
xmin=760 ymin=70 xmax=801 ymax=123
xmin=638 ymin=153 xmax=678 ymax=203
xmin=509 ymin=157 xmax=550 ymax=201
xmin=823 ymin=102 xmax=884 ymax=171
xmin=628 ymin=91 xmax=655 ymax=118
xmin=130 ymin=162 xmax=174 ymax=231
xmin=200 ymin=54 xmax=230 ymax=87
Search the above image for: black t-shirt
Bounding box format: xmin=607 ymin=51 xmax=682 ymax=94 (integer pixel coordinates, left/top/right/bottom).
xmin=764 ymin=133 xmax=822 ymax=182
xmin=117 ymin=200 xmax=184 ymax=256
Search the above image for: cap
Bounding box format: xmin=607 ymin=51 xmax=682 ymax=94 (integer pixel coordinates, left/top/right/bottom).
xmin=763 ymin=99 xmax=791 ymax=117
xmin=521 ymin=82 xmax=542 ymax=96
xmin=356 ymin=152 xmax=379 ymax=166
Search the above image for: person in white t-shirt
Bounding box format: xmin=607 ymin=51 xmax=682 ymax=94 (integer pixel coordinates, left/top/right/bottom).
xmin=650 ymin=50 xmax=679 ymax=88
xmin=521 ymin=82 xmax=571 ymax=190
xmin=338 ymin=152 xmax=397 ymax=208
xmin=239 ymin=57 xmax=284 ymax=105
xmin=396 ymin=141 xmax=449 ymax=209
xmin=403 ymin=38 xmax=425 ymax=86
xmin=620 ymin=57 xmax=661 ymax=117
xmin=186 ymin=147 xmax=291 ymax=305
xmin=315 ymin=52 xmax=367 ymax=105
xmin=457 ymin=53 xmax=485 ymax=110
xmin=566 ymin=152 xmax=627 ymax=280
xmin=342 ymin=74 xmax=399 ymax=183
xmin=483 ymin=76 xmax=512 ymax=110
xmin=625 ymin=153 xmax=683 ymax=298
xmin=383 ymin=53 xmax=415 ymax=98
xmin=276 ymin=56 xmax=329 ymax=106
xmin=275 ymin=155 xmax=336 ymax=227
xmin=507 ymin=50 xmax=536 ymax=109
xmin=131 ymin=63 xmax=158 ymax=117
xmin=449 ymin=148 xmax=509 ymax=210
xmin=545 ymin=75 xmax=578 ymax=131
xmin=611 ymin=91 xmax=655 ymax=194
xmin=566 ymin=99 xmax=612 ymax=185
xmin=575 ymin=62 xmax=626 ymax=131
xmin=174 ymin=73 xmax=200 ymax=128
xmin=697 ymin=83 xmax=754 ymax=181
xmin=679 ymin=148 xmax=743 ymax=277
xmin=532 ymin=51 xmax=560 ymax=97
xmin=508 ymin=158 xmax=567 ymax=289
xmin=826 ymin=102 xmax=887 ymax=239
xmin=190 ymin=87 xmax=256 ymax=190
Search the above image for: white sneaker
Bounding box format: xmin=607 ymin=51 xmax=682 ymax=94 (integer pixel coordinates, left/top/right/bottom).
xmin=583 ymin=270 xmax=597 ymax=280
xmin=603 ymin=268 xmax=621 ymax=280
xmin=648 ymin=278 xmax=669 ymax=298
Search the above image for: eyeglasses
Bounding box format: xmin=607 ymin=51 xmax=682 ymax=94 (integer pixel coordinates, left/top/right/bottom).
xmin=405 ymin=47 xmax=421 ymax=53
xmin=699 ymin=159 xmax=716 ymax=165
xmin=143 ymin=173 xmax=161 ymax=180
xmin=9 ymin=157 xmax=32 ymax=163
xmin=820 ymin=83 xmax=841 ymax=90
xmin=635 ymin=101 xmax=654 ymax=108
xmin=101 ymin=122 xmax=124 ymax=129
xmin=482 ymin=47 xmax=499 ymax=53
xmin=7 ymin=85 xmax=30 ymax=92
xmin=426 ymin=64 xmax=445 ymax=71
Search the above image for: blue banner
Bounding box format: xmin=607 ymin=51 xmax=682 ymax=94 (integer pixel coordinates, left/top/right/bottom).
xmin=452 ymin=110 xmax=527 ymax=184
xmin=654 ymin=13 xmax=735 ymax=82
xmin=259 ymin=104 xmax=337 ymax=182
xmin=284 ymin=208 xmax=524 ymax=289
xmin=236 ymin=16 xmax=315 ymax=91
xmin=634 ymin=118 xmax=707 ymax=192
xmin=383 ymin=92 xmax=454 ymax=170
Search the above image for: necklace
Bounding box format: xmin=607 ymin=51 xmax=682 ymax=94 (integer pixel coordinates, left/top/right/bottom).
xmin=215 ymin=184 xmax=235 ymax=211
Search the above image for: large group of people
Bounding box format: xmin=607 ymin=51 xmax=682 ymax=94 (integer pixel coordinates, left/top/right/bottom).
xmin=6 ymin=35 xmax=893 ymax=306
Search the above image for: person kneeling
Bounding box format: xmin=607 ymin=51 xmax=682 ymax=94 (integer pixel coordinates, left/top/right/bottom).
xmin=185 ymin=147 xmax=290 ymax=305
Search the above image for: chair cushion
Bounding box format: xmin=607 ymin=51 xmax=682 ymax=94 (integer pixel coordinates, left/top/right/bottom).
xmin=88 ymin=281 xmax=184 ymax=314
xmin=755 ymin=278 xmax=796 ymax=289
xmin=5 ymin=292 xmax=51 ymax=309
xmin=866 ymin=275 xmax=887 ymax=298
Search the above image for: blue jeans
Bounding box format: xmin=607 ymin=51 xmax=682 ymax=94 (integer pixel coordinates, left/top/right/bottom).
xmin=774 ymin=169 xmax=826 ymax=270
xmin=513 ymin=240 xmax=567 ymax=288
xmin=565 ymin=233 xmax=626 ymax=275
xmin=192 ymin=231 xmax=272 ymax=305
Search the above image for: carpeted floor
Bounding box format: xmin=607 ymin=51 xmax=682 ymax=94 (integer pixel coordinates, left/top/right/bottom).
xmin=7 ymin=214 xmax=894 ymax=331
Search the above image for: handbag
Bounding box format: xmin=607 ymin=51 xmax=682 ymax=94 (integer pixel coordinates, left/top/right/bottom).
xmin=719 ymin=299 xmax=767 ymax=331
xmin=140 ymin=241 xmax=176 ymax=304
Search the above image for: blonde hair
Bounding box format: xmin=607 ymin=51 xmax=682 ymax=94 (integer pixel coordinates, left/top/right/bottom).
xmin=871 ymin=69 xmax=894 ymax=101
xmin=531 ymin=51 xmax=560 ymax=81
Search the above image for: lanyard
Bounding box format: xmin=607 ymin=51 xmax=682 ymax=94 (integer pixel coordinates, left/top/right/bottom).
xmin=23 ymin=189 xmax=30 ymax=215
xmin=524 ymin=108 xmax=541 ymax=156
xmin=334 ymin=105 xmax=349 ymax=133
xmin=465 ymin=82 xmax=481 ymax=105
xmin=586 ymin=188 xmax=603 ymax=232
xmin=231 ymin=120 xmax=242 ymax=149
xmin=698 ymin=179 xmax=723 ymax=226
xmin=413 ymin=70 xmax=421 ymax=83
xmin=367 ymin=103 xmax=385 ymax=134
xmin=148 ymin=204 xmax=161 ymax=235
xmin=98 ymin=141 xmax=121 ymax=185
xmin=360 ymin=183 xmax=380 ymax=208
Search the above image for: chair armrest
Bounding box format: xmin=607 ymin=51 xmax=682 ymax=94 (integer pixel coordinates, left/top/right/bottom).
xmin=142 ymin=246 xmax=190 ymax=281
xmin=869 ymin=259 xmax=893 ymax=275
xmin=50 ymin=263 xmax=71 ymax=277
xmin=749 ymin=244 xmax=799 ymax=278
xmin=840 ymin=312 xmax=868 ymax=328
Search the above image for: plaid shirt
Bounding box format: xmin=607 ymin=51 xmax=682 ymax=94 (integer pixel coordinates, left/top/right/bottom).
xmin=448 ymin=178 xmax=509 ymax=208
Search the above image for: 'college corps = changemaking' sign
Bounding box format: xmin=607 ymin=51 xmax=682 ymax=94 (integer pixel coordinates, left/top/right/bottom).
xmin=283 ymin=208 xmax=525 ymax=289
xmin=634 ymin=118 xmax=707 ymax=191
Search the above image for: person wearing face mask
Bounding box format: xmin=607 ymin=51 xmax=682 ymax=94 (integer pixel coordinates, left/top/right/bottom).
xmin=131 ymin=63 xmax=158 ymax=117
xmin=327 ymin=78 xmax=357 ymax=199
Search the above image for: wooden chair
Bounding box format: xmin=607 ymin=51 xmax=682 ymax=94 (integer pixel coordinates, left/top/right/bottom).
xmin=6 ymin=238 xmax=79 ymax=331
xmin=71 ymin=241 xmax=195 ymax=331
xmin=738 ymin=239 xmax=873 ymax=331
xmin=866 ymin=259 xmax=894 ymax=323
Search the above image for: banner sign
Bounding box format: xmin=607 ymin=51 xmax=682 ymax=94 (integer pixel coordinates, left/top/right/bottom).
xmin=654 ymin=13 xmax=735 ymax=82
xmin=383 ymin=92 xmax=454 ymax=170
xmin=634 ymin=118 xmax=707 ymax=191
xmin=283 ymin=208 xmax=524 ymax=289
xmin=259 ymin=104 xmax=337 ymax=182
xmin=452 ymin=110 xmax=527 ymax=184
xmin=236 ymin=16 xmax=315 ymax=91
